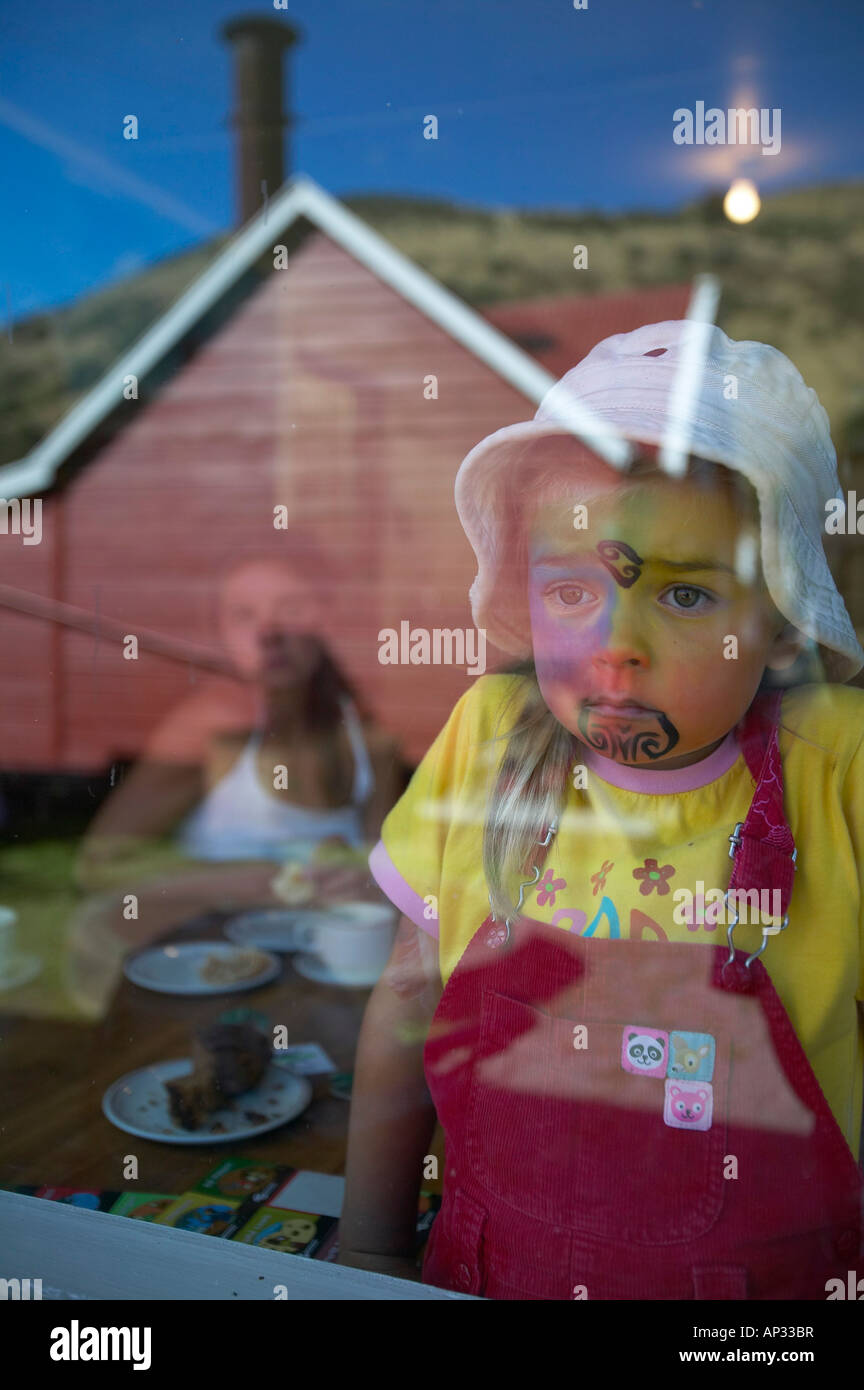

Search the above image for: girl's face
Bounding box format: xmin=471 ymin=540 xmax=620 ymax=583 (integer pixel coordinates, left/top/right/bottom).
xmin=528 ymin=470 xmax=787 ymax=769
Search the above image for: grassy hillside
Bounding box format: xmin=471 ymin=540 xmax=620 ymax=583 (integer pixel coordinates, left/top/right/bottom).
xmin=2 ymin=180 xmax=864 ymax=468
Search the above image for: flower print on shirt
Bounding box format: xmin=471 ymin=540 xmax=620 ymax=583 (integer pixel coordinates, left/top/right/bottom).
xmin=633 ymin=857 xmax=676 ymax=896
xmin=681 ymin=892 xmax=722 ymax=932
xmin=590 ymin=859 xmax=614 ymax=896
xmin=537 ymin=868 xmax=567 ymax=907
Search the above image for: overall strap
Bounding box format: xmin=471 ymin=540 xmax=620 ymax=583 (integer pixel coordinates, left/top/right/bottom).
xmin=728 ymin=690 xmax=796 ymax=920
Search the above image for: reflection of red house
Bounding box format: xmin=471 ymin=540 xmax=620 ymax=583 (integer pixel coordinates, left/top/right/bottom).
xmin=0 ymin=176 xmax=689 ymax=770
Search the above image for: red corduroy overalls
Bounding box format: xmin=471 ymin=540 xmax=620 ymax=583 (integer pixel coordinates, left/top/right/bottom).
xmin=421 ymin=693 xmax=864 ymax=1300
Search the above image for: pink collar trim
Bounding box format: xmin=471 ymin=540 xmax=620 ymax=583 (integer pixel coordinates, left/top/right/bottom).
xmin=580 ymin=730 xmax=740 ymax=793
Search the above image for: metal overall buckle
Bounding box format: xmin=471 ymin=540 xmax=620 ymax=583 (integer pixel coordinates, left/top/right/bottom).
xmin=724 ymin=820 xmax=797 ymax=969
xmin=489 ymin=822 xmax=558 ymax=946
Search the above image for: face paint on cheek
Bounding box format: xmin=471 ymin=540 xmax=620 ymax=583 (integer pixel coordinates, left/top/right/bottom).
xmin=528 ymin=586 xmax=610 ymax=693
xmin=596 ymin=540 xmax=644 ymax=588
xmin=577 ymin=706 xmax=680 ymax=762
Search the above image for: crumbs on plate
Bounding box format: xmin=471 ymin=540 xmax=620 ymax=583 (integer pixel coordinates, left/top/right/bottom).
xmin=198 ymin=949 xmax=273 ymax=985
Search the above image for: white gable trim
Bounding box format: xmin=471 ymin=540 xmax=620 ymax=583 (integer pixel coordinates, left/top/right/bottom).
xmin=0 ymin=176 xmax=569 ymax=500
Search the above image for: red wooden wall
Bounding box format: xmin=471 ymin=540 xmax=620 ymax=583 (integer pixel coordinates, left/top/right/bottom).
xmin=0 ymin=232 xmax=691 ymax=774
xmin=0 ymin=232 xmax=533 ymax=770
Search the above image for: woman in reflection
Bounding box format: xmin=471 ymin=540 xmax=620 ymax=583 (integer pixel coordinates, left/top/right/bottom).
xmin=74 ymin=546 xmax=403 ymax=947
xmin=173 ymin=556 xmax=384 ymax=862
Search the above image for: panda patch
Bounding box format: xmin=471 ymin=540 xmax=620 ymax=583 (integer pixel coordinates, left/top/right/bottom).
xmin=621 ymin=1026 xmax=669 ymax=1078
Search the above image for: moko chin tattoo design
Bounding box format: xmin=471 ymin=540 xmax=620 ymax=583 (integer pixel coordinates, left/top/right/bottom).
xmin=596 ymin=539 xmax=644 ymax=588
xmin=577 ymin=706 xmax=680 ymax=762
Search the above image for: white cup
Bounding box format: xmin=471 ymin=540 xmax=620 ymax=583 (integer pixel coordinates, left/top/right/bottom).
xmin=293 ymin=902 xmax=397 ymax=981
xmin=0 ymin=906 xmax=17 ymax=975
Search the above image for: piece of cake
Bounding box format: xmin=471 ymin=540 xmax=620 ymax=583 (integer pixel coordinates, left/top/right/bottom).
xmin=197 ymin=947 xmax=272 ymax=985
xmin=271 ymin=862 xmax=315 ymax=905
xmin=165 ymin=1023 xmax=272 ymax=1131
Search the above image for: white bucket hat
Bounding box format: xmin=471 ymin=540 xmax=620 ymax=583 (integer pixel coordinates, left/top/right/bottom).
xmin=455 ymin=319 xmax=863 ymax=682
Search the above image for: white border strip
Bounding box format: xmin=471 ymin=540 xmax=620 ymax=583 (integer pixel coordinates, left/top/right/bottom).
xmin=0 ymin=1191 xmax=474 ymax=1301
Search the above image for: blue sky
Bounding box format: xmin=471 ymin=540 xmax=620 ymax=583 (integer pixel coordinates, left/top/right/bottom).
xmin=1 ymin=0 xmax=863 ymax=316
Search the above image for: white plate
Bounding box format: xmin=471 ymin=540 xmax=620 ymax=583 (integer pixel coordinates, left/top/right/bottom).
xmin=123 ymin=942 xmax=280 ymax=995
xmin=292 ymin=951 xmax=383 ymax=989
xmin=224 ymin=908 xmax=328 ymax=953
xmin=101 ymin=1058 xmax=312 ymax=1144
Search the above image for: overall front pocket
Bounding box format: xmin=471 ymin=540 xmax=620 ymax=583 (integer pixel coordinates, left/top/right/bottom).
xmin=464 ymin=990 xmax=729 ymax=1245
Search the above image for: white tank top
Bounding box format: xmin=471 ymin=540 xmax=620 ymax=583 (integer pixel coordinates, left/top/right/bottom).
xmin=176 ymin=697 xmax=374 ymax=861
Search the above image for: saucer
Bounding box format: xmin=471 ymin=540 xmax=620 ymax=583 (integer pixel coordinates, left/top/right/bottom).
xmin=292 ymin=951 xmax=384 ymax=989
xmin=224 ymin=909 xmax=327 ymax=953
xmin=0 ymin=954 xmax=42 ymax=992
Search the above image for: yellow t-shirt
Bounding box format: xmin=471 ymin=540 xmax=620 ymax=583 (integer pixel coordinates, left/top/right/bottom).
xmin=371 ymin=673 xmax=864 ymax=1158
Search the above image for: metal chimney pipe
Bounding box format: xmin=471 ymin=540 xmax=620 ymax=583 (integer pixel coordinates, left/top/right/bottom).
xmin=221 ymin=15 xmax=302 ymax=225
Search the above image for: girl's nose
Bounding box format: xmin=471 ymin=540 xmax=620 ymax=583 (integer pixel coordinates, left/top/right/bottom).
xmin=592 ymin=601 xmax=651 ymax=672
xmin=592 ymin=647 xmax=648 ymax=677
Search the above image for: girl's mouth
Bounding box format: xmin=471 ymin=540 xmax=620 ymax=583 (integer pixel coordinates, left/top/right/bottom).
xmin=584 ymin=701 xmax=660 ymax=720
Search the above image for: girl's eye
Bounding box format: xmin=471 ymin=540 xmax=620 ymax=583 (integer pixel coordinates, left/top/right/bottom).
xmin=559 ymin=585 xmax=585 ymax=605
xmin=660 ymin=584 xmax=715 ymax=613
xmin=548 ymin=583 xmax=595 ymax=608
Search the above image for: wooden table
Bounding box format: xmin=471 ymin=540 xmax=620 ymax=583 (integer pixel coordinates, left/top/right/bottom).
xmin=0 ymin=909 xmax=444 ymax=1198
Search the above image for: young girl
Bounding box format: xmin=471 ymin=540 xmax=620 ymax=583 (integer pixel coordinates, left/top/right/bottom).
xmin=338 ymin=320 xmax=864 ymax=1300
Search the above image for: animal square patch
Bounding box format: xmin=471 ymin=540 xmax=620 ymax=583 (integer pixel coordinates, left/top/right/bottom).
xmin=621 ymin=1026 xmax=668 ymax=1077
xmin=664 ymin=1080 xmax=713 ymax=1131
xmin=667 ymin=1031 xmax=715 ymax=1082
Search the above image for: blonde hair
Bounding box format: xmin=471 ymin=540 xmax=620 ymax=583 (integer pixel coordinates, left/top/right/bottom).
xmin=480 ymin=441 xmax=804 ymax=924
xmin=482 ymin=660 xmax=575 ymax=924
